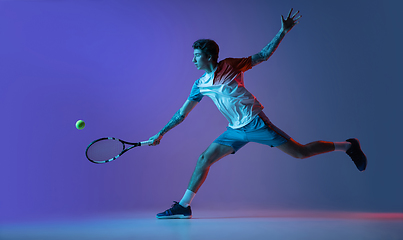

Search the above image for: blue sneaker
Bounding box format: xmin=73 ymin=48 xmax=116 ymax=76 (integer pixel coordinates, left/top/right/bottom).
xmin=156 ymin=201 xmax=192 ymax=219
xmin=346 ymin=138 xmax=367 ymax=171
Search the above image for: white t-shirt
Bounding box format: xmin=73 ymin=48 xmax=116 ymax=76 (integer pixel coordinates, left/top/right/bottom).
xmin=188 ymin=57 xmax=264 ymax=129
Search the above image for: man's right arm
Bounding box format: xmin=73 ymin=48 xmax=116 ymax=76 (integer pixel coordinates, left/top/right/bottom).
xmin=149 ymin=100 xmax=198 ymax=145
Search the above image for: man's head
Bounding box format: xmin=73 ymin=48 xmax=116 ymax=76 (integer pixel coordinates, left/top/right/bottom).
xmin=192 ymin=39 xmax=219 ymax=62
xmin=192 ymin=39 xmax=219 ymax=71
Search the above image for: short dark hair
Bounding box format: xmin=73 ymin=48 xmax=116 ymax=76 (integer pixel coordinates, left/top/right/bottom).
xmin=192 ymin=39 xmax=219 ymax=63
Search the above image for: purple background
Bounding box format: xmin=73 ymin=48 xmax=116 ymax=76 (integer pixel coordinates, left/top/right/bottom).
xmin=1 ymin=0 xmax=402 ymax=223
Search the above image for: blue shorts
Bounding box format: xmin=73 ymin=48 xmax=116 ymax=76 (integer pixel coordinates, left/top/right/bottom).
xmin=213 ymin=111 xmax=290 ymax=154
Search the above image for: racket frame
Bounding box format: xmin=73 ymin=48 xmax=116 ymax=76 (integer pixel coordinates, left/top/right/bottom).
xmin=85 ymin=137 xmax=150 ymax=164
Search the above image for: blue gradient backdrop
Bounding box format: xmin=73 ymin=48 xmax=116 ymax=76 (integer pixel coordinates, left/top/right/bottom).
xmin=1 ymin=0 xmax=402 ymax=223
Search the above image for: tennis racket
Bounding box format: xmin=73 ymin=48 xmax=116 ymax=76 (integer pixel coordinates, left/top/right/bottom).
xmin=86 ymin=137 xmax=153 ymax=164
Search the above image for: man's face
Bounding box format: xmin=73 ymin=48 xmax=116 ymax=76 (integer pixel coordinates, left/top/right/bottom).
xmin=193 ymin=49 xmax=210 ymax=70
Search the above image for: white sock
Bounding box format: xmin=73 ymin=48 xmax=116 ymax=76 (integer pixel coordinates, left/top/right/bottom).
xmin=179 ymin=189 xmax=196 ymax=208
xmin=333 ymin=142 xmax=352 ymax=152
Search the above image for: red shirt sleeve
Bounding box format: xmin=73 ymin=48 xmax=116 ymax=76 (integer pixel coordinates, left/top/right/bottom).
xmin=224 ymin=56 xmax=252 ymax=72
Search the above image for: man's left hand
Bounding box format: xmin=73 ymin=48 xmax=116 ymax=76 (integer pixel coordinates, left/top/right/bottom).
xmin=281 ymin=8 xmax=302 ymax=34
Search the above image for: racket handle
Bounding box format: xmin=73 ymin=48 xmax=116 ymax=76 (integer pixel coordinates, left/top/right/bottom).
xmin=140 ymin=140 xmax=153 ymax=146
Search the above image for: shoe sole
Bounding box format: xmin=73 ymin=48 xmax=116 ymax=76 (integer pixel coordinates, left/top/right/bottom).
xmin=156 ymin=214 xmax=192 ymax=219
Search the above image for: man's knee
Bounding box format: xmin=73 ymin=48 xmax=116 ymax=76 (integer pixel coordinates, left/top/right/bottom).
xmin=292 ymin=146 xmax=310 ymax=159
xmin=197 ymin=153 xmax=213 ymax=168
xmin=197 ymin=148 xmax=223 ymax=168
xmin=295 ymin=152 xmax=309 ymax=159
xmin=197 ymin=143 xmax=233 ymax=168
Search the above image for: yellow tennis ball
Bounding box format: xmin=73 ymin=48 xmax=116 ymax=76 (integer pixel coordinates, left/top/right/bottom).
xmin=76 ymin=120 xmax=85 ymax=130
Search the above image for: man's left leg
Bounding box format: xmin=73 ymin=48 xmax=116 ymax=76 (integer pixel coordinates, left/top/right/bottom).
xmin=276 ymin=138 xmax=337 ymax=159
xmin=255 ymin=112 xmax=366 ymax=171
xmin=276 ymin=138 xmax=367 ymax=171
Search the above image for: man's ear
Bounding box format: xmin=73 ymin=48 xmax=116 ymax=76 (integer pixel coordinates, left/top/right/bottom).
xmin=207 ymin=55 xmax=212 ymax=62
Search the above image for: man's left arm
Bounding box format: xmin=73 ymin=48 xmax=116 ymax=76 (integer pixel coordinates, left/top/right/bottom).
xmin=251 ymin=8 xmax=302 ymax=67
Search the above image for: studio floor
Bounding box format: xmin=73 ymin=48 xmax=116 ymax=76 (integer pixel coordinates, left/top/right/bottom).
xmin=1 ymin=210 xmax=402 ymax=240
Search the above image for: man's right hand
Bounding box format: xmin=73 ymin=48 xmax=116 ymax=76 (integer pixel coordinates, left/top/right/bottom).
xmin=149 ymin=133 xmax=163 ymax=146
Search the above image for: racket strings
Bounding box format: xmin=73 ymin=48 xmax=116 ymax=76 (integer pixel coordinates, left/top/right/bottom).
xmin=86 ymin=139 xmax=124 ymax=162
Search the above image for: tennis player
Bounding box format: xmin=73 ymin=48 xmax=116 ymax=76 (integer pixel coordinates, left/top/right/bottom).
xmin=149 ymin=8 xmax=367 ymax=219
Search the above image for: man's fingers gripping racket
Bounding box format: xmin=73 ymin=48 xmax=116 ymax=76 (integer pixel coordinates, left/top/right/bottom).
xmin=148 ymin=133 xmax=163 ymax=146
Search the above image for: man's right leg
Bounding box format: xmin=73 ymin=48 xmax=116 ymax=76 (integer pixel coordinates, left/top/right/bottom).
xmin=156 ymin=143 xmax=234 ymax=219
xmin=186 ymin=142 xmax=234 ymax=194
